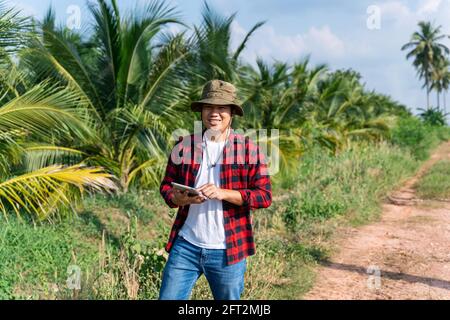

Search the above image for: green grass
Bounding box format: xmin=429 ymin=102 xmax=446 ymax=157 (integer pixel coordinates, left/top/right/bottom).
xmin=415 ymin=160 xmax=450 ymax=199
xmin=0 ymin=216 xmax=100 ymax=299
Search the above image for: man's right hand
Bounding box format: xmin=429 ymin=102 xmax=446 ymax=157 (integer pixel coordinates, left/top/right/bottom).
xmin=171 ymin=189 xmax=206 ymax=206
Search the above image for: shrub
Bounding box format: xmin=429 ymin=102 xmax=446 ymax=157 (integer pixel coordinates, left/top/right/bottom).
xmin=391 ymin=116 xmax=436 ymax=160
xmin=418 ymin=107 xmax=449 ymax=127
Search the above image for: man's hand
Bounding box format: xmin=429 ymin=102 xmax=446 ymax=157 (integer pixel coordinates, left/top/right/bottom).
xmin=197 ymin=183 xmax=243 ymax=206
xmin=171 ymin=189 xmax=206 ymax=206
xmin=197 ymin=183 xmax=226 ymax=200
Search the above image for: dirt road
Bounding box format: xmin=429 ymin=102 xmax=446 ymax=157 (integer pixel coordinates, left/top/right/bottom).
xmin=304 ymin=142 xmax=450 ymax=300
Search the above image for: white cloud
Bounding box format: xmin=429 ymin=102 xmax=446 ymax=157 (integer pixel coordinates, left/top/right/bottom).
xmin=6 ymin=1 xmax=39 ymax=17
xmin=376 ymin=1 xmax=414 ymax=28
xmin=304 ymin=26 xmax=345 ymax=57
xmin=379 ymin=1 xmax=412 ymax=18
xmin=417 ymin=0 xmax=442 ymax=15
xmin=231 ymin=21 xmax=345 ymax=64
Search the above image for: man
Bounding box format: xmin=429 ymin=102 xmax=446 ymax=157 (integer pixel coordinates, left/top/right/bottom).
xmin=158 ymin=80 xmax=272 ymax=300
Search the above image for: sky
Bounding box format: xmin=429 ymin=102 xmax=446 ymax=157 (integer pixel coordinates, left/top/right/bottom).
xmin=6 ymin=0 xmax=450 ymax=114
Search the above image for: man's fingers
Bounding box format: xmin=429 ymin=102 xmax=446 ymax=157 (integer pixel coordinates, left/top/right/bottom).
xmin=173 ymin=189 xmax=185 ymax=195
xmin=202 ymin=189 xmax=213 ymax=197
xmin=197 ymin=183 xmax=214 ymax=191
xmin=199 ymin=186 xmax=215 ymax=195
xmin=202 ymin=189 xmax=218 ymax=199
xmin=196 ymin=197 xmax=206 ymax=203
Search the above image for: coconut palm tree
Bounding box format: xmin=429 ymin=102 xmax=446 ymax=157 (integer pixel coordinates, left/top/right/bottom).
xmin=191 ymin=2 xmax=264 ymax=84
xmin=441 ymin=67 xmax=450 ymax=113
xmin=21 ymin=0 xmax=191 ymax=193
xmin=302 ymin=69 xmax=398 ymax=153
xmin=0 ymin=1 xmax=117 ymax=221
xmin=402 ymin=21 xmax=450 ymax=109
xmin=431 ymin=57 xmax=450 ymax=111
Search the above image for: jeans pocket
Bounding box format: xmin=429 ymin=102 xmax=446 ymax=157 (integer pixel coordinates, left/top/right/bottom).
xmin=170 ymin=234 xmax=183 ymax=254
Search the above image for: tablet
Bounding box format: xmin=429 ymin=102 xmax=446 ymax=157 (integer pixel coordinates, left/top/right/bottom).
xmin=171 ymin=182 xmax=201 ymax=196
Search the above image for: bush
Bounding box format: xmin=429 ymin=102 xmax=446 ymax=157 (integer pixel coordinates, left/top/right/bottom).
xmin=418 ymin=107 xmax=449 ymax=126
xmin=390 ymin=116 xmax=446 ymax=160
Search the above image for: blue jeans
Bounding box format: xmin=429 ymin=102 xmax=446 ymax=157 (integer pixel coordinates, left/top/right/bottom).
xmin=158 ymin=234 xmax=247 ymax=300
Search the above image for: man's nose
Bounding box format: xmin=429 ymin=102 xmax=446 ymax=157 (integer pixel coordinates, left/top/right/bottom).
xmin=210 ymin=108 xmax=221 ymax=115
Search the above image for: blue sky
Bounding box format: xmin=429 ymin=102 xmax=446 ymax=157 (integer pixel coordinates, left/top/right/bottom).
xmin=6 ymin=0 xmax=450 ymax=114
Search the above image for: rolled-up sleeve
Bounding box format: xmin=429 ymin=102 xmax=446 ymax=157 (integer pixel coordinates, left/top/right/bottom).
xmin=237 ymin=165 xmax=272 ymax=210
xmin=159 ymin=145 xmax=181 ymax=209
xmin=237 ymin=140 xmax=272 ymax=210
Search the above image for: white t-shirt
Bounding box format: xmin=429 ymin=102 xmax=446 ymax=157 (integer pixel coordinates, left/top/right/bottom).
xmin=178 ymin=139 xmax=227 ymax=249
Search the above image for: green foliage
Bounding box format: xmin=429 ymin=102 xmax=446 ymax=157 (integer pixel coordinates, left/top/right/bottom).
xmin=418 ymin=107 xmax=449 ymax=126
xmin=415 ymin=160 xmax=450 ymax=199
xmin=391 ymin=115 xmax=449 ymax=160
xmin=283 ymin=195 xmax=345 ymax=231
xmin=91 ymin=216 xmax=167 ymax=299
xmin=0 ymin=216 xmax=99 ymax=299
xmin=391 ymin=116 xmax=429 ymax=159
xmin=281 ymin=142 xmax=418 ymax=230
xmin=85 ymin=193 xmax=156 ymax=224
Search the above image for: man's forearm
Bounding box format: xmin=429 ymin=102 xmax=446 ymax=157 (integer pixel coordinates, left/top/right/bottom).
xmin=221 ymin=189 xmax=244 ymax=206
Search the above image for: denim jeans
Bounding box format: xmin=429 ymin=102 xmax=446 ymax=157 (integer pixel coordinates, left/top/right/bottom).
xmin=158 ymin=234 xmax=247 ymax=300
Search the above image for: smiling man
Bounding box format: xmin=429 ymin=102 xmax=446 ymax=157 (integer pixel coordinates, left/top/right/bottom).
xmin=158 ymin=79 xmax=272 ymax=300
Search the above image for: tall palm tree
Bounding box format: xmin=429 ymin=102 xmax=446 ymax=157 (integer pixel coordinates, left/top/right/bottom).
xmin=402 ymin=21 xmax=450 ymax=109
xmin=431 ymin=57 xmax=450 ymax=112
xmin=21 ymin=0 xmax=191 ymax=193
xmin=442 ymin=68 xmax=450 ymax=114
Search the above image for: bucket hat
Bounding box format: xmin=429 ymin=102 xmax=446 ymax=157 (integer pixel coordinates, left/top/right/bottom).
xmin=191 ymin=80 xmax=244 ymax=116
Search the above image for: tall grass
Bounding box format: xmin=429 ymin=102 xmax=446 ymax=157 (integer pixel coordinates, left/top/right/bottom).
xmin=415 ymin=160 xmax=450 ymax=199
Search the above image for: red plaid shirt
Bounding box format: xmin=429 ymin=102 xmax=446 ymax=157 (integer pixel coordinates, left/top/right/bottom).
xmin=160 ymin=129 xmax=272 ymax=265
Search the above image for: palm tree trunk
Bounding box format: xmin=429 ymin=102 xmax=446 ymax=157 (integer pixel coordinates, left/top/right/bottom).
xmin=444 ymin=91 xmax=448 ymax=116
xmin=444 ymin=92 xmax=447 ymax=113
xmin=426 ymin=77 xmax=430 ymax=109
xmin=437 ymin=90 xmax=440 ymax=110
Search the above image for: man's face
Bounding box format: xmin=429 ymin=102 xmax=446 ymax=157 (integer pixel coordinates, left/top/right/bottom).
xmin=201 ymin=104 xmax=232 ymax=132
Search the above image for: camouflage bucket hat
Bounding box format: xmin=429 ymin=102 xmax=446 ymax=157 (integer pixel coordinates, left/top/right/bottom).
xmin=191 ymin=80 xmax=244 ymax=116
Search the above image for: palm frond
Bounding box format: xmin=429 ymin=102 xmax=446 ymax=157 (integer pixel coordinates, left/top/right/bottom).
xmin=0 ymin=164 xmax=117 ymax=220
xmin=0 ymin=1 xmax=31 ymax=52
xmin=0 ymin=83 xmax=96 ymax=141
xmin=23 ymin=145 xmax=86 ymax=171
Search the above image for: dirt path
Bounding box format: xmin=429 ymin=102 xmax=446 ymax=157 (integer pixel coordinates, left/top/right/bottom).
xmin=304 ymin=141 xmax=450 ymax=300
